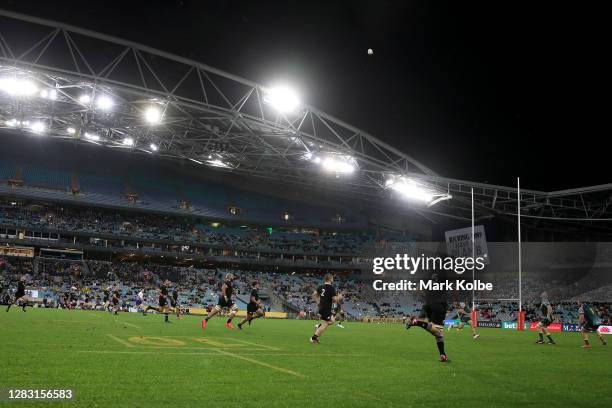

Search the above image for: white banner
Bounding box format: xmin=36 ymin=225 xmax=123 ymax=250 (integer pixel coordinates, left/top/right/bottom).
xmin=444 ymin=225 xmax=489 ymax=262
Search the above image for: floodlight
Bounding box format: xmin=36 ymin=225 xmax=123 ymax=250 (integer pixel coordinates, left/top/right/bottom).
xmin=84 ymin=132 xmax=100 ymax=141
xmin=263 ymin=86 xmax=300 ymax=113
xmin=206 ymin=158 xmax=231 ymax=168
xmin=149 ymin=143 xmax=158 ymax=151
xmin=79 ymin=94 xmax=91 ymax=104
xmin=321 ymin=156 xmax=355 ymax=174
xmin=0 ymin=77 xmax=38 ymax=96
xmin=66 ymin=127 xmax=76 ymax=134
xmin=96 ymin=95 xmax=114 ymax=110
xmin=122 ymin=137 xmax=134 ymax=146
xmin=385 ymin=176 xmax=452 ymax=206
xmin=144 ymin=106 xmax=162 ymax=124
xmin=29 ymin=121 xmax=46 ymax=134
xmin=40 ymin=89 xmax=57 ymax=100
xmin=6 ymin=118 xmax=19 ymax=127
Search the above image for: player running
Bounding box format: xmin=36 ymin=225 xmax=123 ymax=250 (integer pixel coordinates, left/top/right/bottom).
xmin=202 ymin=273 xmax=238 ymax=330
xmin=144 ymin=281 xmax=172 ymax=322
xmin=6 ymin=276 xmax=28 ymax=312
xmin=405 ymin=267 xmax=451 ymax=362
xmin=237 ymin=281 xmax=264 ymax=330
xmin=136 ymin=288 xmax=146 ymax=316
xmin=171 ymin=288 xmax=182 ymax=320
xmin=535 ymin=292 xmax=556 ymax=345
xmin=310 ymin=274 xmax=343 ymax=344
xmin=111 ymin=288 xmax=121 ymax=315
xmin=450 ymin=302 xmax=480 ymax=339
xmin=102 ymin=286 xmax=112 ymax=312
xmin=578 ymin=300 xmax=607 ymax=348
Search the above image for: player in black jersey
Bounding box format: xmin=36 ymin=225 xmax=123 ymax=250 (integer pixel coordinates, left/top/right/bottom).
xmin=111 ymin=289 xmax=121 ymax=315
xmin=202 ymin=273 xmax=238 ymax=330
xmin=171 ymin=288 xmax=182 ymax=320
xmin=310 ymin=274 xmax=343 ymax=344
xmin=237 ymin=281 xmax=264 ymax=330
xmin=6 ymin=276 xmax=28 ymax=312
xmin=145 ymin=281 xmax=172 ymax=322
xmin=406 ymin=268 xmax=451 ymax=362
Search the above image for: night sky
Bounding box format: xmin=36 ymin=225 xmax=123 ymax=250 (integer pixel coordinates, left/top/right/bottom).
xmin=1 ymin=0 xmax=609 ymax=190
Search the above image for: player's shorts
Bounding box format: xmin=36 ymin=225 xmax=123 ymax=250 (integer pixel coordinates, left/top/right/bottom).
xmin=159 ymin=297 xmax=167 ymax=307
xmin=540 ymin=318 xmax=552 ymax=327
xmin=319 ymin=308 xmax=333 ymax=322
xmin=215 ymin=298 xmax=238 ymax=312
xmin=15 ymin=291 xmax=25 ymax=299
xmin=103 ymin=297 xmax=109 ymax=303
xmin=419 ymin=302 xmax=447 ymax=325
xmin=170 ymin=299 xmax=178 ymax=308
xmin=136 ymin=299 xmax=142 ymax=306
xmin=582 ymin=323 xmax=600 ymax=332
xmin=247 ymin=302 xmax=261 ymax=314
xmin=460 ymin=314 xmax=471 ymax=323
xmin=112 ymin=298 xmax=119 ymax=305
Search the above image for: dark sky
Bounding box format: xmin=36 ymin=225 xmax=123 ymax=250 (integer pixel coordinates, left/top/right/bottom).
xmin=1 ymin=0 xmax=609 ymax=190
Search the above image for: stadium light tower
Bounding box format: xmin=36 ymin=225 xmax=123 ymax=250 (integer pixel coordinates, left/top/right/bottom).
xmin=263 ymin=85 xmax=300 ymax=113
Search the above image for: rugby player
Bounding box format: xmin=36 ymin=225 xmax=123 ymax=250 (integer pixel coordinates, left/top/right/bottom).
xmin=237 ymin=281 xmax=264 ymax=330
xmin=535 ymin=292 xmax=556 ymax=345
xmin=405 ymin=269 xmax=450 ymax=362
xmin=578 ymin=300 xmax=607 ymax=348
xmin=310 ymin=274 xmax=343 ymax=344
xmin=450 ymin=302 xmax=480 ymax=339
xmin=202 ymin=273 xmax=238 ymax=330
xmin=144 ymin=281 xmax=172 ymax=322
xmin=5 ymin=276 xmax=27 ymax=312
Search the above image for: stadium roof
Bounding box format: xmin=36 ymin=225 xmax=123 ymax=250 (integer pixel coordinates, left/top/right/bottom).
xmin=1 ymin=9 xmax=611 ymax=226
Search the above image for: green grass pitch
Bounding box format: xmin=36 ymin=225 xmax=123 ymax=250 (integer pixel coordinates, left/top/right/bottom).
xmin=1 ymin=308 xmax=610 ymax=407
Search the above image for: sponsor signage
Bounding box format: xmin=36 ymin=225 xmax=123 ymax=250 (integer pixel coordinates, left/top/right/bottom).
xmin=529 ymin=322 xmax=562 ymax=332
xmin=444 ymin=319 xmax=459 ymax=326
xmin=444 ymin=225 xmax=489 ymax=262
xmin=598 ymin=325 xmax=612 ymax=335
xmin=502 ymin=321 xmax=517 ymax=330
xmin=478 ymin=321 xmax=501 ymax=328
xmin=562 ymin=324 xmax=581 ymax=332
xmin=0 ymin=245 xmax=34 ymax=258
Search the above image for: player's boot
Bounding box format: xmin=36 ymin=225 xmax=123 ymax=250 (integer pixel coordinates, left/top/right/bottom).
xmin=535 ymin=340 xmax=545 ymax=344
xmin=237 ymin=323 xmax=242 ymax=330
xmin=473 ymin=334 xmax=480 ymax=339
xmin=547 ymin=340 xmax=556 ymax=345
xmin=439 ymin=354 xmax=450 ymax=363
xmin=201 ymin=319 xmax=207 ymax=330
xmin=310 ymin=336 xmax=319 ymax=344
xmin=337 ymin=323 xmax=345 ymax=328
xmin=582 ymin=344 xmax=592 ymax=349
xmin=225 ymin=322 xmax=235 ymax=330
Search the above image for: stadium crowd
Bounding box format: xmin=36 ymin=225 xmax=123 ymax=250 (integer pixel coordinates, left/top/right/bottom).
xmin=1 ymin=256 xmax=610 ymax=325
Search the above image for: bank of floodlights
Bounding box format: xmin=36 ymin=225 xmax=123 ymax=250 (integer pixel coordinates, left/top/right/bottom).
xmin=385 ymin=175 xmax=452 ymax=207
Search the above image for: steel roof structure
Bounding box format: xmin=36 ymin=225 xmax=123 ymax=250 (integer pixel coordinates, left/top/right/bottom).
xmin=1 ymin=9 xmax=611 ymax=226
